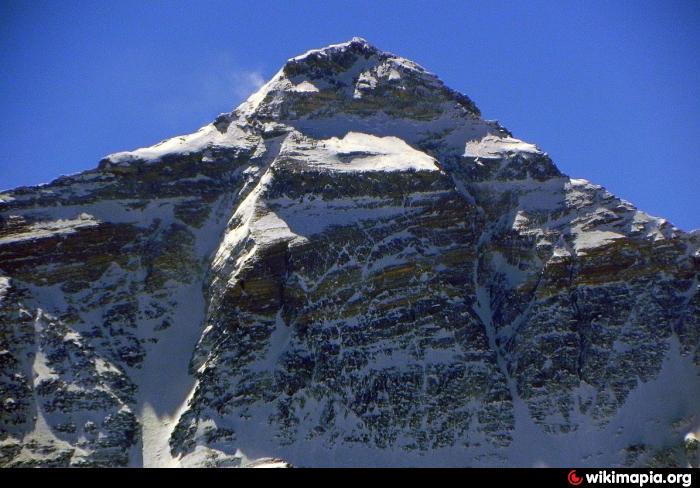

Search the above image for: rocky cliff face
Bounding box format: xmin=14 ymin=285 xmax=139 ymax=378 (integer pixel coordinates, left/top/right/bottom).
xmin=1 ymin=38 xmax=698 ymax=467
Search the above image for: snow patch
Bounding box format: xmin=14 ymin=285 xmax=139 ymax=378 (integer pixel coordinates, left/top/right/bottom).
xmin=0 ymin=213 xmax=100 ymax=245
xmin=465 ymin=135 xmax=541 ymax=159
xmin=316 ymin=132 xmax=438 ymax=172
xmin=0 ymin=276 xmax=10 ymax=303
xmin=573 ymin=230 xmax=626 ymax=254
xmin=289 ymin=80 xmax=319 ymax=93
xmin=105 ymin=124 xmax=252 ymax=165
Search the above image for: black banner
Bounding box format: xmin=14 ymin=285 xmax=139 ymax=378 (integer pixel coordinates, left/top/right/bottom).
xmin=1 ymin=467 xmax=697 ymax=486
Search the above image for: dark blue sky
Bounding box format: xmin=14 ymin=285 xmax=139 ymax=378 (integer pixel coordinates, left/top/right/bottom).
xmin=2 ymin=0 xmax=699 ymax=229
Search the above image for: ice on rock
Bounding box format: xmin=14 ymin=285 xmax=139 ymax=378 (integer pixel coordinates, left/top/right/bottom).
xmin=0 ymin=38 xmax=698 ymax=468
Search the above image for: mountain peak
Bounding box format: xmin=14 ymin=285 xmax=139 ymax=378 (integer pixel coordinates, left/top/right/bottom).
xmin=1 ymin=38 xmax=698 ymax=469
xmin=280 ymin=37 xmax=428 ymax=89
xmin=102 ymin=39 xmax=525 ymax=168
xmin=235 ymin=37 xmax=481 ymax=133
xmin=287 ymin=37 xmax=378 ymax=64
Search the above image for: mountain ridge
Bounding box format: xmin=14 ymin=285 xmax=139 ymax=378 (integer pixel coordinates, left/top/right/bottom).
xmin=1 ymin=38 xmax=698 ymax=468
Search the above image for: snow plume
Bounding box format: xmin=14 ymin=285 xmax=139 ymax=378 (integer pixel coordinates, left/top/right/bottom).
xmin=199 ymin=53 xmax=266 ymax=110
xmin=231 ymin=70 xmax=266 ymax=99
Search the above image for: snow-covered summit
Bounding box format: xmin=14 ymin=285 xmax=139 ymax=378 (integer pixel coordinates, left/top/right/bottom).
xmin=283 ymin=37 xmax=429 ymax=80
xmin=288 ymin=37 xmax=379 ymax=63
xmin=2 ymin=39 xmax=698 ymax=469
xmin=103 ymin=38 xmax=490 ymax=167
xmin=245 ymin=37 xmax=481 ymax=120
